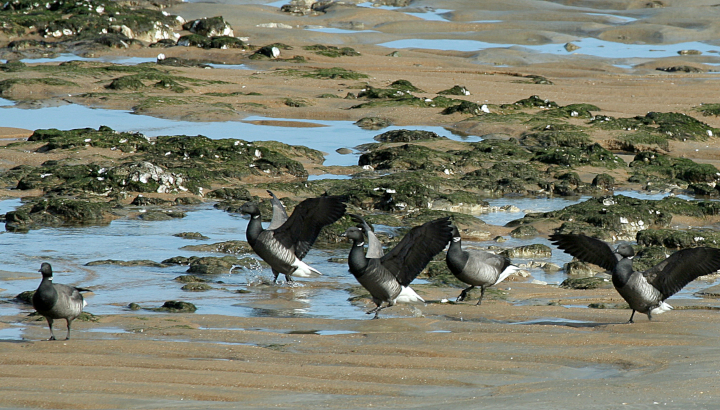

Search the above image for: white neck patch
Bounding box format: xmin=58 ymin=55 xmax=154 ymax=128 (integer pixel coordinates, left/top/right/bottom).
xmin=252 ymin=215 xmax=260 ymax=219
xmin=452 ymin=237 xmax=461 ymax=242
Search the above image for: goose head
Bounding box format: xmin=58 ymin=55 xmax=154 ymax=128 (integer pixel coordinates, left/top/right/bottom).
xmin=616 ymin=243 xmax=635 ymax=258
xmin=39 ymin=262 xmax=53 ymax=279
xmin=343 ymin=226 xmax=365 ymax=243
xmin=239 ymin=201 xmax=261 ymax=216
xmin=451 ymin=225 xmax=461 ymax=240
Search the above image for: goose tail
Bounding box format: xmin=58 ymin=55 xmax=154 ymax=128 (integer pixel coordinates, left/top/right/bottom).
xmin=395 ymin=286 xmax=425 ymax=303
xmin=291 ymin=259 xmax=322 ymax=278
xmin=494 ymin=265 xmax=522 ymax=286
xmin=651 ymin=301 xmax=673 ymax=316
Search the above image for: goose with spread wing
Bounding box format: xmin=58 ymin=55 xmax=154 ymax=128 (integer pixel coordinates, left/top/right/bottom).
xmin=32 ymin=263 xmax=89 ymax=340
xmin=344 ymin=214 xmax=453 ymax=318
xmin=550 ymin=233 xmax=720 ymax=323
xmin=240 ymin=191 xmax=346 ymax=283
xmin=446 ymin=225 xmax=521 ymax=305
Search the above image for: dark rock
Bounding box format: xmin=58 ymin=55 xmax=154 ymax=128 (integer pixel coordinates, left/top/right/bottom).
xmin=187 ymin=256 xmax=260 ymax=274
xmin=128 ymin=303 xmax=142 ymax=310
xmin=150 ymin=39 xmax=177 ymax=48
xmin=630 ymin=151 xmax=720 ymax=184
xmin=131 ymin=196 xmax=172 ymax=206
xmin=182 ymin=16 xmax=233 ymax=37
xmin=656 ymin=66 xmax=704 ymax=73
xmin=373 ymin=129 xmax=443 ymax=143
xmin=509 ymin=225 xmax=538 ymax=238
xmin=15 ymin=290 xmax=34 ymax=304
xmin=5 ymin=198 xmax=111 ymax=232
xmin=175 ymin=275 xmax=208 ymax=283
xmin=181 ymin=283 xmax=213 ymax=291
xmin=162 ymin=256 xmax=200 ymax=265
xmin=177 ymin=34 xmax=212 ymax=48
xmin=560 ymin=277 xmax=609 ymax=289
xmin=563 ymin=261 xmax=598 ymax=277
xmin=359 ymin=144 xmax=452 ymax=171
xmin=206 ymin=187 xmax=252 ymax=201
xmin=592 ymin=173 xmax=615 ymax=190
xmin=437 ymin=85 xmax=470 ymax=96
xmin=355 ymin=117 xmax=393 ymax=130
xmin=304 ymin=44 xmax=360 ymax=57
xmin=139 ymin=210 xmax=186 ymax=221
xmin=181 ymin=240 xmax=252 ymax=254
xmin=173 ymin=232 xmax=209 ymax=240
xmin=500 ymin=244 xmax=552 ymax=258
xmin=157 ymin=57 xmax=211 ymax=68
xmin=442 ymin=101 xmax=484 ymax=115
xmin=636 ymin=228 xmax=720 ymax=249
xmin=153 ymin=300 xmax=197 ymax=313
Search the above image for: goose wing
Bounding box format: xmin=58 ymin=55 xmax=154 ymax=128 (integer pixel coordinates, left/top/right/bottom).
xmin=549 ymin=233 xmax=620 ymax=270
xmin=266 ymin=190 xmax=289 ymax=230
xmin=643 ymin=247 xmax=720 ymax=298
xmin=273 ymin=195 xmax=346 ymax=260
xmin=349 ymin=214 xmax=384 ymax=258
xmin=380 ymin=217 xmax=453 ymax=287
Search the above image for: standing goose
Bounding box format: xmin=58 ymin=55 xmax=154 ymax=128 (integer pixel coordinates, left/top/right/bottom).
xmin=549 ymin=233 xmax=720 ymax=323
xmin=240 ymin=191 xmax=346 ymax=283
xmin=32 ymin=263 xmax=88 ymax=340
xmin=344 ymin=214 xmax=453 ymax=318
xmin=446 ymin=225 xmax=521 ymax=305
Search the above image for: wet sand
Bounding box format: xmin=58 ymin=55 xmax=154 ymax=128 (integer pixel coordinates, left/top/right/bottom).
xmin=3 ymin=0 xmax=720 ymax=408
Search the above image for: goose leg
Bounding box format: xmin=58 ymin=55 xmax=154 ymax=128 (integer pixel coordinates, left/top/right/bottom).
xmin=475 ymin=286 xmax=486 ymax=306
xmin=65 ymin=318 xmax=72 ymax=340
xmin=271 ymin=269 xmax=280 ymax=284
xmin=457 ymin=285 xmax=475 ymax=302
xmin=46 ymin=317 xmax=56 ymax=341
xmin=284 ymin=274 xmax=294 ymax=283
xmin=626 ymin=310 xmax=636 ymax=324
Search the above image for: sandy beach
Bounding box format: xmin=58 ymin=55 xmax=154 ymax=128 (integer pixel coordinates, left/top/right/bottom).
xmin=2 ymin=0 xmax=720 ymax=408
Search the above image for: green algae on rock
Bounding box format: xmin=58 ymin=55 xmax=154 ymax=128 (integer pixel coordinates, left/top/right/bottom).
xmin=5 ymin=197 xmax=113 ymax=232
xmin=152 ymin=301 xmax=197 ymax=313
xmin=629 ymin=152 xmax=720 ymax=185
xmin=636 ymin=228 xmax=720 ymax=249
xmin=303 ymin=44 xmax=360 ymax=57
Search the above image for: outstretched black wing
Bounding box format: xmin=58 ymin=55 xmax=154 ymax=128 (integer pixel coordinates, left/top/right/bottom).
xmin=273 ymin=195 xmax=346 ymax=260
xmin=380 ymin=217 xmax=453 ymax=287
xmin=549 ymin=233 xmax=620 ymax=271
xmin=643 ymin=247 xmax=720 ymax=299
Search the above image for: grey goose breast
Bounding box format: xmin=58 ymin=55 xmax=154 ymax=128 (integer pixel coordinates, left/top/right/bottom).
xmin=446 ymin=225 xmax=521 ymax=305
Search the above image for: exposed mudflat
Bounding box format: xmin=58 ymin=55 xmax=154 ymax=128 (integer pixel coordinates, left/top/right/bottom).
xmin=2 ymin=0 xmax=720 ymax=408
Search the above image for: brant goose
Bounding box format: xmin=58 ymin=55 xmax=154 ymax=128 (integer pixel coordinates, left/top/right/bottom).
xmin=446 ymin=225 xmax=521 ymax=304
xmin=240 ymin=191 xmax=346 ymax=283
xmin=32 ymin=263 xmax=88 ymax=340
xmin=550 ymin=233 xmax=720 ymax=323
xmin=344 ymin=214 xmax=453 ymax=318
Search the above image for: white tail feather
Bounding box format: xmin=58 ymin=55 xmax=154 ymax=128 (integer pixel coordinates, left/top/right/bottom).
xmin=651 ymin=301 xmax=673 ymax=316
xmin=291 ymin=259 xmax=322 ymax=278
xmin=494 ymin=265 xmax=522 ymax=286
xmin=394 ymin=286 xmax=425 ymax=303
